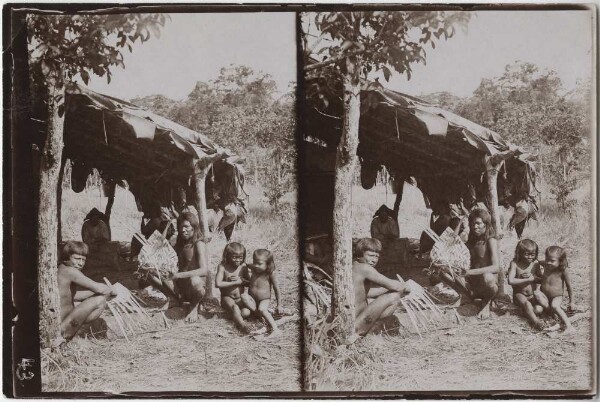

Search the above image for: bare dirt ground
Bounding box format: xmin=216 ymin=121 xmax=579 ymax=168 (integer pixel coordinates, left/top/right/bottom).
xmin=311 ymin=184 xmax=594 ymax=393
xmin=43 ymin=185 xmax=301 ymax=393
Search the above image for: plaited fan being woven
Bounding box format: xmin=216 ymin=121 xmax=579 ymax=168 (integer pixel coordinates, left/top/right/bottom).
xmin=427 ymin=227 xmax=470 ymax=278
xmin=133 ymin=230 xmax=178 ymax=280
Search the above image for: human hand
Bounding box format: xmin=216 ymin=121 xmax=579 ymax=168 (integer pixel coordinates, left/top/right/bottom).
xmin=98 ymin=284 xmax=113 ymax=296
xmin=276 ymin=305 xmax=284 ymax=315
xmin=228 ymin=275 xmax=239 ymax=282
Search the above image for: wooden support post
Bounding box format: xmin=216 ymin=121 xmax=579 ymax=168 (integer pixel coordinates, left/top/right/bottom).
xmin=485 ymin=156 xmax=507 ymax=298
xmin=192 ymin=158 xmax=213 ymax=299
xmin=104 ymin=181 xmax=116 ymax=225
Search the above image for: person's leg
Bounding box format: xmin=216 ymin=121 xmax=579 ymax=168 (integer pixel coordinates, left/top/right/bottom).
xmin=437 ymin=269 xmax=472 ymax=298
xmin=61 ymin=295 xmax=107 ymax=339
xmin=515 ymin=293 xmax=543 ymax=329
xmin=222 ymin=296 xmax=250 ymax=333
xmin=534 ymin=290 xmax=550 ymax=311
xmin=147 ymin=274 xmax=180 ymax=304
xmin=355 ymin=292 xmax=402 ymax=336
xmin=550 ymin=296 xmax=572 ymax=331
xmin=257 ymin=299 xmax=279 ymax=335
xmin=241 ymin=293 xmax=257 ymax=315
xmin=475 ymin=273 xmax=498 ymax=320
xmin=184 ymin=276 xmax=206 ymax=323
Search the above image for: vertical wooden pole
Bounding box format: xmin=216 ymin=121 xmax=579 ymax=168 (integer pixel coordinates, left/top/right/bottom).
xmin=104 ymin=181 xmax=116 ymax=224
xmin=485 ymin=156 xmax=507 ymax=297
xmin=192 ymin=158 xmax=214 ymax=299
xmin=332 ymin=70 xmax=361 ymax=343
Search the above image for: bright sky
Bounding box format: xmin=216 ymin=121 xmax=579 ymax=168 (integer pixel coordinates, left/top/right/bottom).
xmin=381 ymin=10 xmax=594 ymax=97
xmin=86 ymin=11 xmax=594 ymax=101
xmin=87 ymin=13 xmax=297 ymax=101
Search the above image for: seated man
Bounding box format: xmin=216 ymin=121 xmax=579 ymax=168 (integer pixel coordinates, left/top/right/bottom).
xmin=58 ymin=241 xmax=116 ymax=341
xmin=353 ymin=238 xmax=410 ymax=336
xmin=370 ymin=205 xmax=399 ymax=243
xmin=81 ymin=208 xmax=110 ymax=245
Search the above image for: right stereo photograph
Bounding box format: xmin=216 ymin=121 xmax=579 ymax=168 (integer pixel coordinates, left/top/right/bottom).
xmin=300 ymin=9 xmax=595 ymax=393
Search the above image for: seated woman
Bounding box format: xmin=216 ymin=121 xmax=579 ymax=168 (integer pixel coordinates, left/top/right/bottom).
xmin=435 ymin=209 xmax=500 ymax=320
xmin=81 ymin=208 xmax=111 ymax=245
xmin=370 ymin=205 xmax=399 ymax=243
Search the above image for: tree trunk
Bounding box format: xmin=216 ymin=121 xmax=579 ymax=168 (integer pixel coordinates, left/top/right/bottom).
xmin=484 ymin=157 xmax=507 ymax=296
xmin=192 ymin=158 xmax=214 ymax=299
xmin=332 ymin=72 xmax=361 ymax=342
xmin=37 ymin=71 xmax=66 ymax=348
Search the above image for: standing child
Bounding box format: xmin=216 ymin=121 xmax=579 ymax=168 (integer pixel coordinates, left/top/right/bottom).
xmin=216 ymin=242 xmax=251 ymax=334
xmin=58 ymin=241 xmax=116 ymax=341
xmin=241 ymin=249 xmax=283 ymax=337
xmin=507 ymin=239 xmax=545 ymax=330
xmin=534 ymin=246 xmax=574 ymax=333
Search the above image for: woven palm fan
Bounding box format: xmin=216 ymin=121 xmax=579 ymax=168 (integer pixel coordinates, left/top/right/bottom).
xmin=395 ymin=277 xmax=445 ymax=338
xmin=133 ymin=228 xmax=178 ymax=280
xmin=103 ymin=278 xmax=153 ymax=341
xmin=426 ymin=226 xmax=470 ymax=279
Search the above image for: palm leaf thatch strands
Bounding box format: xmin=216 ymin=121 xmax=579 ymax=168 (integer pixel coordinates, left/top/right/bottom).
xmin=103 ymin=278 xmax=153 ymax=341
xmin=395 ymin=276 xmax=447 ymax=338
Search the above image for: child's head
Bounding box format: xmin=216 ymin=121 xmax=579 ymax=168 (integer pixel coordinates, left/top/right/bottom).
xmin=223 ymin=242 xmax=246 ymax=267
xmin=354 ymin=237 xmax=382 ymax=267
xmin=545 ymin=246 xmax=568 ymax=271
xmin=468 ymin=208 xmax=495 ymax=243
xmin=252 ymin=249 xmax=275 ymax=275
xmin=177 ymin=212 xmax=201 ymax=243
xmin=61 ymin=241 xmax=88 ymax=270
xmin=515 ymin=239 xmax=538 ymax=263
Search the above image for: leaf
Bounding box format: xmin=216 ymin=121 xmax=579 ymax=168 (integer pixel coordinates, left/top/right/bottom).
xmin=382 ymin=65 xmax=391 ymax=82
xmin=80 ymin=69 xmax=90 ymax=85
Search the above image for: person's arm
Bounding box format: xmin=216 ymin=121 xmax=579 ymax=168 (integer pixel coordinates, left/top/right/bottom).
xmin=362 ymin=265 xmax=407 ymax=293
xmin=174 ymin=241 xmax=208 ymax=279
xmin=465 ymin=238 xmax=500 ymax=276
xmin=507 ymin=261 xmax=535 ymax=286
xmin=69 ymin=268 xmax=112 ymax=295
xmin=270 ymin=271 xmax=283 ymax=313
xmin=367 ymin=287 xmax=391 ymax=298
xmin=73 ymin=290 xmax=97 ymax=301
xmin=563 ymin=270 xmax=573 ymax=307
xmin=215 ymin=264 xmax=242 ymax=288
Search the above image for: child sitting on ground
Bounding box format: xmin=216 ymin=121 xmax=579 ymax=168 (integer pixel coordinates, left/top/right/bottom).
xmin=58 ymin=241 xmax=116 ymax=341
xmin=534 ymin=246 xmax=574 ymax=333
xmin=241 ymin=249 xmax=283 ymax=337
xmin=352 ymin=238 xmax=410 ymax=336
xmin=507 ymin=239 xmax=545 ymax=330
xmin=215 ymin=242 xmax=251 ymax=334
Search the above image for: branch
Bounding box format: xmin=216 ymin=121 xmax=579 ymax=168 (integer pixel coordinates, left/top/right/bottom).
xmin=304 ymin=47 xmax=367 ymax=72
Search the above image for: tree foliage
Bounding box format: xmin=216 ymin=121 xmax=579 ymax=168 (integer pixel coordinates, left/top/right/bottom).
xmin=28 ymin=13 xmax=167 ymax=87
xmin=132 ymin=65 xmax=296 ymax=210
xmin=452 ymin=62 xmax=591 ymax=210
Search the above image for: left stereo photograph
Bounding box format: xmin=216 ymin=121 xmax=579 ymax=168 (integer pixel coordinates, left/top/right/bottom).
xmin=9 ymin=10 xmax=301 ymax=393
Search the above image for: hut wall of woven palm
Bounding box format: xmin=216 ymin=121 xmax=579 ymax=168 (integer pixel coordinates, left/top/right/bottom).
xmin=61 ymin=83 xmax=246 ymax=214
xmin=305 ymin=73 xmax=539 ymax=209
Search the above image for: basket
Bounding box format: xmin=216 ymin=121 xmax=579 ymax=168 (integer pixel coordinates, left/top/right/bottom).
xmin=133 ymin=228 xmax=178 ymax=280
xmin=426 ymin=227 xmax=470 ymax=278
